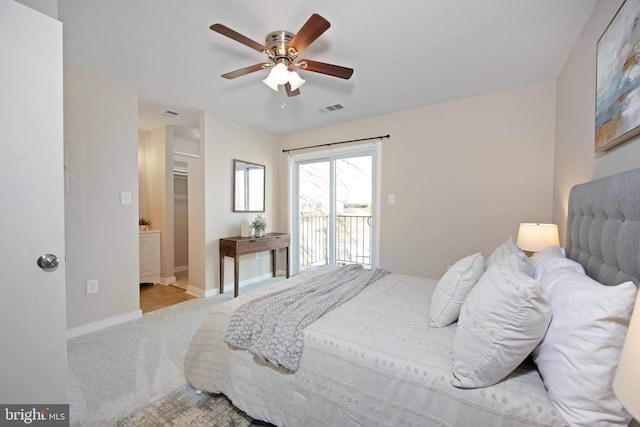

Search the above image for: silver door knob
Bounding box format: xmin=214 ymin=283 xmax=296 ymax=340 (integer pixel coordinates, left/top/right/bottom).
xmin=37 ymin=254 xmax=59 ymax=271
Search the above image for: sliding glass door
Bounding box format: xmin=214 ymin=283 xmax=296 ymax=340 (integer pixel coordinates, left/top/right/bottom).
xmin=297 ymin=160 xmax=331 ymax=269
xmin=291 ymin=145 xmax=379 ymax=273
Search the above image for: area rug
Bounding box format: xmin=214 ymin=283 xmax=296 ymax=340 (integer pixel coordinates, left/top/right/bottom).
xmin=117 ymin=385 xmax=273 ymax=427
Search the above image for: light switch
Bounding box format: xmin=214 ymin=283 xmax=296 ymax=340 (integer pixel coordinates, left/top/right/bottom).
xmin=120 ymin=191 xmax=132 ymax=205
xmin=388 ymin=194 xmax=396 ymax=204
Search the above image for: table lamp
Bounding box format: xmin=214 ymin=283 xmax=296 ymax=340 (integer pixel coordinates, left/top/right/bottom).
xmin=516 ymin=223 xmax=560 ymax=255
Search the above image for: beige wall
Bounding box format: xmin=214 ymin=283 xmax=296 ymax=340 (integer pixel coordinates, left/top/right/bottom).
xmin=280 ymin=81 xmax=557 ymax=278
xmin=137 ymin=130 xmax=149 ymax=220
xmin=65 ymin=76 xmax=283 ymax=331
xmin=146 ymin=126 xmax=175 ymax=283
xmin=64 ymin=65 xmax=140 ymax=333
xmin=185 ymin=121 xmax=206 ymax=295
xmin=198 ymin=112 xmax=281 ymax=295
xmin=553 ymin=0 xmax=640 ymax=243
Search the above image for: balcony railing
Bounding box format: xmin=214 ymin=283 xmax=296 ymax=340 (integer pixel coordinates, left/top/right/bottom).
xmin=299 ymin=214 xmax=371 ymax=270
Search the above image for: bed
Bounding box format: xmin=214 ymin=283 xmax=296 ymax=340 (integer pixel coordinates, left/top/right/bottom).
xmin=185 ymin=167 xmax=640 ymax=427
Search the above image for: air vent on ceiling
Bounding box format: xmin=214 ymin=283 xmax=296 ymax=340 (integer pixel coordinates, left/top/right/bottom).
xmin=319 ymin=103 xmax=345 ymax=113
xmin=163 ymin=110 xmax=180 ymax=117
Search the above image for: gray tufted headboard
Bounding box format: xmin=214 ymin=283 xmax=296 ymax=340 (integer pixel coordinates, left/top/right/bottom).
xmin=566 ymin=167 xmax=640 ymax=287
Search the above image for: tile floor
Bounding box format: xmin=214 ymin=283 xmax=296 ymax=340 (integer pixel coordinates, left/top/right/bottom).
xmin=139 ymin=271 xmax=196 ymax=313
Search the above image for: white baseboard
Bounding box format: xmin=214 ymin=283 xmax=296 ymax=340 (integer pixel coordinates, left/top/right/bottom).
xmin=160 ymin=276 xmax=176 ymax=286
xmin=174 ymin=265 xmax=188 ymax=273
xmin=243 ymin=272 xmax=274 ymax=285
xmin=187 ymin=272 xmax=277 ymax=297
xmin=219 ymin=272 xmax=275 ymax=294
xmin=185 ymin=285 xmax=218 ymax=298
xmin=67 ymin=309 xmax=142 ymax=339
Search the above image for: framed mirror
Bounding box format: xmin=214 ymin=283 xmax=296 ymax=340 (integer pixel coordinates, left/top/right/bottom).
xmin=233 ymin=159 xmax=265 ymax=212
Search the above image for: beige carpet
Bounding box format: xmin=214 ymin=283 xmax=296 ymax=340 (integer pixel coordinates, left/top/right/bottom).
xmin=118 ymin=385 xmax=273 ymax=427
xmin=68 ymin=276 xmax=286 ymax=426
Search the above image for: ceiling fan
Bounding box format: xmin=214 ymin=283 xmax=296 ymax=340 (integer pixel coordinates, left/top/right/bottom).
xmin=210 ymin=14 xmax=354 ymax=97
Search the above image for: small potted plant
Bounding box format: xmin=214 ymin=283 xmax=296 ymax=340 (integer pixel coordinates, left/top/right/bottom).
xmin=252 ymin=215 xmax=267 ymax=237
xmin=139 ymin=217 xmax=150 ymax=231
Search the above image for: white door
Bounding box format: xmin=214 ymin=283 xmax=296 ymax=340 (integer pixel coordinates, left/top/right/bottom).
xmin=0 ymin=2 xmax=68 ymax=403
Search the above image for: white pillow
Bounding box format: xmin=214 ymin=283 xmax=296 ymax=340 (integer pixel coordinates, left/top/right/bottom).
xmin=452 ymin=253 xmax=551 ymax=388
xmin=429 ymin=253 xmax=484 ymax=327
xmin=531 ymin=246 xmax=584 ymax=280
xmin=532 ymin=269 xmax=637 ymax=427
xmin=485 ymin=237 xmax=532 ymax=275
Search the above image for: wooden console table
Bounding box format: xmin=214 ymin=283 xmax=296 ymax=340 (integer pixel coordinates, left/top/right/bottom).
xmin=219 ymin=232 xmax=290 ymax=297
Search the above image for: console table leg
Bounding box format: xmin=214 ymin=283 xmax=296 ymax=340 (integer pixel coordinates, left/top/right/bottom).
xmin=219 ymin=255 xmax=224 ymax=294
xmin=286 ymin=247 xmax=290 ymax=278
xmin=234 ymin=256 xmax=239 ymax=298
xmin=271 ymin=249 xmax=276 ymax=277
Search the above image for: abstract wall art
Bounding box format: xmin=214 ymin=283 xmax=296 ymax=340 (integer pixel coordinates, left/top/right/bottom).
xmin=596 ymin=0 xmax=640 ymax=152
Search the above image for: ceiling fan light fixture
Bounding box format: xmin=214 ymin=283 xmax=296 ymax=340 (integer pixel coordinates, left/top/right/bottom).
xmin=271 ymin=62 xmax=290 ymax=85
xmin=288 ymin=70 xmax=305 ymax=91
xmin=211 ymin=14 xmax=354 ymax=97
xmin=262 ymin=74 xmax=279 ymax=91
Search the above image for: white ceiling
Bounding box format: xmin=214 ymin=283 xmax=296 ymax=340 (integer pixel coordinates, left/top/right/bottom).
xmin=57 ymin=0 xmax=597 ymax=135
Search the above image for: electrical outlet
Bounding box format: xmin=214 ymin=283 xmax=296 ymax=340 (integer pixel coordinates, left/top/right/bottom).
xmin=86 ymin=279 xmax=99 ymax=294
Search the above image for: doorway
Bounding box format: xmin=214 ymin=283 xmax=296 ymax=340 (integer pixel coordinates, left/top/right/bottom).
xmin=138 ymin=126 xmax=199 ymax=312
xmin=290 ymin=144 xmax=380 ymax=273
xmin=173 ymin=166 xmax=189 ymax=289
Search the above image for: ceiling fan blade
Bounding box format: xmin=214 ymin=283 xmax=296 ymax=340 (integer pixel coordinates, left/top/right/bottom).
xmin=285 ymin=82 xmax=301 ymax=97
xmin=286 ymin=14 xmax=330 ymax=55
xmin=221 ymin=63 xmax=270 ymax=79
xmin=298 ymin=59 xmax=354 ymax=79
xmin=210 ymin=23 xmax=265 ymax=53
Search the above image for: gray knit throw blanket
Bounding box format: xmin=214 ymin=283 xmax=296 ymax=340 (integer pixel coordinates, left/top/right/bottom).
xmin=224 ymin=264 xmax=390 ymax=371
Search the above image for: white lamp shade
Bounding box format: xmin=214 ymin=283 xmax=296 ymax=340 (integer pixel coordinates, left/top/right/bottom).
xmin=262 ymin=73 xmax=279 ymax=91
xmin=516 ymin=223 xmax=560 ymax=253
xmin=270 ymin=63 xmax=290 ymax=85
xmin=288 ymin=70 xmax=305 ymax=91
xmin=614 ymin=290 xmax=640 ymax=421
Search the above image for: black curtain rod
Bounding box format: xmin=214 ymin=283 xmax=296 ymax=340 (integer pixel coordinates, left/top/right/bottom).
xmin=282 ymin=134 xmax=390 ymax=153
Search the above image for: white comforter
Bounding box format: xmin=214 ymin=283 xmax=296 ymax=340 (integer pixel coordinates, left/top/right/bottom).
xmin=184 ymin=269 xmax=565 ymax=427
xmin=225 ymin=264 xmax=389 ymax=371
